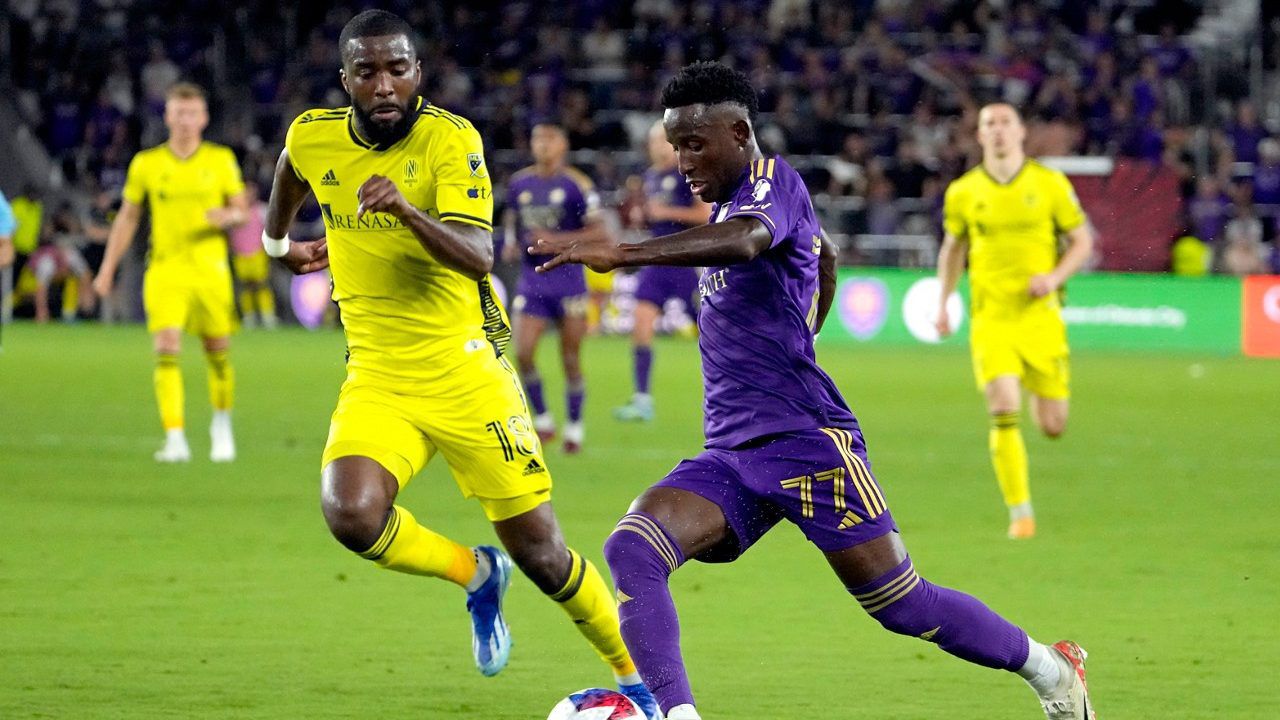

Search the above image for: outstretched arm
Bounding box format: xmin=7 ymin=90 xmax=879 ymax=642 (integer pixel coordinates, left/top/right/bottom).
xmin=265 ymin=149 xmax=329 ymax=275
xmin=533 ymin=216 xmax=772 ymax=273
xmin=357 ymin=175 xmax=493 ymax=281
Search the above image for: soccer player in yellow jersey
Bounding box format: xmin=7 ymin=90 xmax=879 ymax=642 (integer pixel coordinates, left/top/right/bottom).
xmin=936 ymin=103 xmax=1094 ymax=539
xmin=93 ymin=82 xmax=249 ymax=463
xmin=259 ymin=11 xmax=658 ymax=716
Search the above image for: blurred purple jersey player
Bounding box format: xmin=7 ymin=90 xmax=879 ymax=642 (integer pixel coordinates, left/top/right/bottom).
xmin=531 ymin=62 xmax=1097 ymax=720
xmin=503 ymin=123 xmax=608 ymax=453
xmin=615 ymin=121 xmax=712 ymax=423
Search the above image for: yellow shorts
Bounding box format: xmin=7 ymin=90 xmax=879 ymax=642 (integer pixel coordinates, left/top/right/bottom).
xmin=321 ymin=353 xmax=553 ymax=521
xmin=970 ymin=312 xmax=1070 ymax=400
xmin=232 ymin=251 xmax=270 ymax=284
xmin=585 ymin=268 xmax=614 ymax=294
xmin=143 ymin=265 xmax=237 ymax=337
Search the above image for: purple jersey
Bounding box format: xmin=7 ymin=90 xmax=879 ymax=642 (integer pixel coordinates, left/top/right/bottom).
xmin=508 ymin=166 xmax=599 ymax=296
xmin=698 ymin=156 xmax=858 ymax=448
xmin=645 ymin=165 xmax=701 ymax=237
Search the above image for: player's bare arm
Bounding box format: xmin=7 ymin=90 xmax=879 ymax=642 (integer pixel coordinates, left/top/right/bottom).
xmin=0 ymin=235 xmax=13 ymax=268
xmin=935 ymin=231 xmax=968 ymax=337
xmin=1029 ymin=224 xmax=1093 ymax=298
xmin=357 ymin=174 xmax=493 ymax=281
xmin=92 ymin=199 xmax=143 ymax=297
xmin=814 ymin=228 xmax=838 ymax=333
xmin=533 ymin=216 xmax=770 ymax=274
xmin=265 ymin=148 xmax=329 ymax=275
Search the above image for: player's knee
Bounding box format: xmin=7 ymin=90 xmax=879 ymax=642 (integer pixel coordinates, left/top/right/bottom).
xmin=321 ymin=492 xmax=391 ymax=553
xmin=853 ymin=570 xmax=938 ymax=638
xmin=508 ymin=540 xmax=570 ymax=594
xmin=603 ymin=515 xmax=683 ymax=580
xmin=1040 ymin=420 xmax=1066 ymax=439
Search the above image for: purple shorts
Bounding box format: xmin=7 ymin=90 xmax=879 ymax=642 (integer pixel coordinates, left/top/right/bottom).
xmin=657 ymin=427 xmax=897 ymax=562
xmin=514 ymin=290 xmax=589 ymax=321
xmin=634 ymin=266 xmax=699 ymax=314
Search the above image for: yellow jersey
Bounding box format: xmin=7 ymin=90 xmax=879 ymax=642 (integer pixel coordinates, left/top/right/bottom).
xmin=943 ymin=160 xmax=1085 ymax=319
xmin=284 ymin=98 xmax=505 ymax=392
xmin=122 ymin=142 xmax=245 ymax=271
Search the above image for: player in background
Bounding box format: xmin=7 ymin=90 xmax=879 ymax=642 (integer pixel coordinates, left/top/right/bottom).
xmin=614 ymin=120 xmax=711 ymax=422
xmin=502 ymin=123 xmax=610 ymax=453
xmin=936 ymin=103 xmax=1094 ymax=539
xmin=0 ymin=189 xmax=14 ymax=346
xmin=230 ymin=180 xmax=277 ymax=329
xmin=534 ymin=62 xmax=1096 ymax=720
xmin=261 ymin=11 xmax=658 ymax=717
xmin=93 ymin=82 xmax=248 ymax=463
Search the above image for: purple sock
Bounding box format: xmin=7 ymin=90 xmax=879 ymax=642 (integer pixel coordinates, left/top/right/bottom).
xmin=634 ymin=346 xmax=653 ymax=395
xmin=523 ymin=373 xmax=547 ymax=415
xmin=850 ymin=555 xmax=1030 ymax=670
xmin=567 ymin=379 xmax=585 ymax=422
xmin=603 ymin=513 xmax=691 ymax=713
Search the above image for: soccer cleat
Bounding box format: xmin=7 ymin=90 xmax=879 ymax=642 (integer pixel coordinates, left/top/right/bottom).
xmin=666 ymin=704 xmax=702 ymax=720
xmin=618 ymin=681 xmax=661 ymax=720
xmin=210 ymin=413 xmax=236 ymax=463
xmin=1008 ymin=516 xmax=1036 ymax=539
xmin=466 ymin=545 xmax=514 ymax=677
xmin=534 ymin=412 xmax=557 ymax=442
xmin=613 ymin=395 xmax=654 ymax=422
xmin=563 ymin=421 xmax=584 ymax=455
xmin=1040 ymin=641 xmax=1097 ymax=720
xmin=154 ymin=432 xmax=191 ymax=463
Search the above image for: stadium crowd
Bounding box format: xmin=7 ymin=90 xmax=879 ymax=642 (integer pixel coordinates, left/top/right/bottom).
xmin=4 ymin=0 xmax=1280 ymax=322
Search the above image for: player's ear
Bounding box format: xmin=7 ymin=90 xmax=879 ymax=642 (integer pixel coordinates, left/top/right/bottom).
xmin=339 ymin=69 xmax=349 ymax=94
xmin=733 ymin=119 xmax=751 ymax=148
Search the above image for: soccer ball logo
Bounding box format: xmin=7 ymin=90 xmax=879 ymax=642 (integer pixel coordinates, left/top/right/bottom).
xmin=546 ymin=688 xmax=645 ymax=720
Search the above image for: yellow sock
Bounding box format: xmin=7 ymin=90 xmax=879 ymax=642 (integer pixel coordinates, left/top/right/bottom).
xmin=359 ymin=505 xmax=478 ymax=587
xmin=551 ymin=548 xmax=637 ymax=677
xmin=205 ymin=349 xmax=234 ymax=412
xmin=154 ymin=353 xmax=184 ymax=431
xmin=256 ymin=286 xmax=276 ymax=318
xmin=62 ymin=277 xmax=79 ymax=319
xmin=238 ymin=288 xmax=255 ymax=316
xmin=990 ymin=410 xmax=1030 ymax=507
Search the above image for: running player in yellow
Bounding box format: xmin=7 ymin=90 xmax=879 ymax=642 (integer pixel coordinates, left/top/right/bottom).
xmin=260 ymin=11 xmax=657 ymax=716
xmin=936 ymin=103 xmax=1094 ymax=539
xmin=94 ymin=82 xmax=248 ymax=463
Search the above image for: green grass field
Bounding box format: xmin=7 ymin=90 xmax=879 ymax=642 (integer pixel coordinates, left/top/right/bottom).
xmin=2 ymin=322 xmax=1277 ymax=719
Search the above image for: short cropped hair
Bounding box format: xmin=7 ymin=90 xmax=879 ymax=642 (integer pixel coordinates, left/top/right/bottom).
xmin=660 ymin=61 xmax=759 ymax=121
xmin=166 ymin=82 xmax=206 ymax=102
xmin=339 ymin=9 xmax=414 ymax=57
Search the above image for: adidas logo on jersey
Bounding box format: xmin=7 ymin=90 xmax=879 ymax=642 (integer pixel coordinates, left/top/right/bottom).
xmin=320 ymin=169 xmax=339 ymax=186
xmin=522 ymin=458 xmax=546 ymax=476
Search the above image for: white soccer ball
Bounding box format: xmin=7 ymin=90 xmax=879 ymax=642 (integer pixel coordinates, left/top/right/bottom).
xmin=547 ymin=688 xmax=645 ymax=720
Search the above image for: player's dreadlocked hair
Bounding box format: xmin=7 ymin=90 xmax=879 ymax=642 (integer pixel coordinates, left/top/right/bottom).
xmin=338 ymin=9 xmax=416 ymax=58
xmin=660 ymin=61 xmax=759 ymax=121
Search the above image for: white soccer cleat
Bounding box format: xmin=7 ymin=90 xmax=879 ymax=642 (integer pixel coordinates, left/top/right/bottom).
xmin=666 ymin=704 xmax=702 ymax=720
xmin=210 ymin=412 xmax=236 ymax=463
xmin=533 ymin=412 xmax=557 ymax=442
xmin=154 ymin=431 xmax=191 ymax=463
xmin=1040 ymin=641 xmax=1097 ymax=720
xmin=562 ymin=421 xmax=584 ymax=455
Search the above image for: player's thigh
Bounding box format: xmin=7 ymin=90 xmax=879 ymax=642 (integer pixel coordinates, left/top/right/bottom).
xmin=142 ymin=269 xmax=191 ymax=335
xmin=426 ymin=356 xmax=553 ymax=520
xmin=970 ymin=320 xmax=1022 ymax=392
xmin=232 ymin=252 xmax=269 ymax=285
xmin=746 ymin=428 xmax=899 ymax=555
xmin=631 ymin=301 xmax=660 ymax=345
xmin=650 ymin=449 xmax=781 ymax=563
xmin=322 ymin=381 xmax=433 ymax=491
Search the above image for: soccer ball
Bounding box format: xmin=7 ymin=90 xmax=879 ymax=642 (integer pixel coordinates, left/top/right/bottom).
xmin=547 ymin=688 xmax=645 ymax=720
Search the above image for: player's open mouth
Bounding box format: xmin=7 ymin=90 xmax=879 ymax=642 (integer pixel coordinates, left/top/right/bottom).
xmin=371 ymin=106 xmax=402 ymax=121
xmin=687 ymin=180 xmax=707 ymax=194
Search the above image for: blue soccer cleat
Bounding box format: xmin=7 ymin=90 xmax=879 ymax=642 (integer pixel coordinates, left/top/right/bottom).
xmin=466 ymin=545 xmax=514 ymax=677
xmin=618 ymin=680 xmax=662 ymax=720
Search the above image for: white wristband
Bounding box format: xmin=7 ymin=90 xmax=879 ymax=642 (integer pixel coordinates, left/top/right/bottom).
xmin=262 ymin=231 xmax=290 ymax=258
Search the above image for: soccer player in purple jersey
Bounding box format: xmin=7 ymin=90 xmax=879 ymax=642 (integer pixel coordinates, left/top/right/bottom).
xmin=533 ymin=62 xmax=1096 ymax=720
xmin=503 ymin=123 xmax=609 ymax=453
xmin=615 ymin=121 xmax=712 ymax=423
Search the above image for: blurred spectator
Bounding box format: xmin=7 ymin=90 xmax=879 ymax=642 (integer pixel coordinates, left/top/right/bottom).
xmin=1252 ymin=138 xmax=1280 ymax=213
xmin=826 ymin=132 xmax=868 ymax=197
xmin=1225 ymin=102 xmax=1269 ymax=165
xmin=1221 ymin=199 xmax=1268 ymax=275
xmin=1187 ymin=177 xmax=1231 ymax=245
xmin=865 ymin=172 xmax=901 ymax=236
xmin=24 ymin=204 xmax=95 ymax=323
